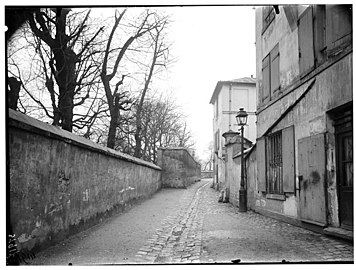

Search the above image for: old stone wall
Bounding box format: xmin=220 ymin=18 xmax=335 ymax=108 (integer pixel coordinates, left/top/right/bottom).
xmin=157 ymin=148 xmax=201 ymax=188
xmin=201 ymin=171 xmax=214 ymax=179
xmin=8 ymin=109 xmax=162 ymax=253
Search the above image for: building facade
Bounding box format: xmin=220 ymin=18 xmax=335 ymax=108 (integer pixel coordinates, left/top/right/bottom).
xmin=254 ymin=5 xmax=352 ymax=235
xmin=209 ymin=77 xmax=256 ymax=190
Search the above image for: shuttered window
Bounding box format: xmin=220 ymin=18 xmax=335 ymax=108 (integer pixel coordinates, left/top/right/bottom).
xmin=262 ymin=6 xmax=276 ymax=33
xmin=266 ymin=131 xmax=283 ymax=194
xmin=314 ymin=5 xmax=327 ymax=66
xmin=215 ymin=129 xmax=220 ymax=152
xmin=325 ymin=5 xmax=352 ymax=53
xmin=257 ymin=126 xmax=295 ymax=195
xmin=262 ymin=55 xmax=271 ymax=102
xmin=270 ymin=44 xmax=280 ymax=94
xmin=282 ymin=126 xmax=295 ymax=193
xmin=257 ymin=137 xmax=266 ymax=192
xmin=262 ymin=44 xmax=280 ymax=103
xmin=298 ymin=6 xmax=315 ymax=76
xmin=298 ymin=5 xmax=351 ymax=70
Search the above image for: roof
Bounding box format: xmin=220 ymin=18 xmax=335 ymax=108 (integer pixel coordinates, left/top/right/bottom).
xmin=209 ymin=77 xmax=256 ymax=104
xmin=233 ymin=143 xmax=256 ymax=159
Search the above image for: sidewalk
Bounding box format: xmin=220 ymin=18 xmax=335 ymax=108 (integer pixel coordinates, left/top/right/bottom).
xmin=27 ymin=178 xmax=353 ymax=265
xmin=200 ymin=183 xmax=353 ymax=263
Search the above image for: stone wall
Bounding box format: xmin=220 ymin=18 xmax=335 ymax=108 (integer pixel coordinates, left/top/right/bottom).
xmin=8 ymin=109 xmax=162 ymax=253
xmin=157 ymin=147 xmax=201 ymax=188
xmin=201 ymin=171 xmax=214 ymax=179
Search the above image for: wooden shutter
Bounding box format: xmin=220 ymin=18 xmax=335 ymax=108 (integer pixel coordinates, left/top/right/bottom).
xmin=282 ymin=126 xmax=295 ymax=193
xmin=326 ymin=5 xmax=352 ymax=51
xmin=270 ymin=44 xmax=280 ymax=94
xmin=262 ymin=55 xmax=270 ymax=102
xmin=298 ymin=6 xmax=315 ymax=76
xmin=257 ymin=137 xmax=267 ymax=192
xmin=314 ymin=5 xmax=326 ymax=66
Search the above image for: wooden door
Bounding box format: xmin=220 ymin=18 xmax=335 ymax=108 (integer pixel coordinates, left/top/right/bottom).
xmin=298 ymin=133 xmax=327 ymax=226
xmin=336 ymin=127 xmax=353 ymax=231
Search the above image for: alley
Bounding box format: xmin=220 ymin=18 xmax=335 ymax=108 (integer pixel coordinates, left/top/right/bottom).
xmin=28 ymin=179 xmax=353 ymax=265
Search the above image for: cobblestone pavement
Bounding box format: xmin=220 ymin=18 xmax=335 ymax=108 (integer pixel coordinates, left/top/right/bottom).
xmin=135 ymin=179 xmax=353 ymax=264
xmin=134 ymin=180 xmax=209 ymax=263
xmin=27 ymin=179 xmax=353 ymax=265
xmin=199 ymin=183 xmax=354 ymax=263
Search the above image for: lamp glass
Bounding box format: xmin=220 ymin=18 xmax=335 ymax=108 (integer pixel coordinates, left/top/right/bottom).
xmin=236 ymin=108 xmax=248 ymax=126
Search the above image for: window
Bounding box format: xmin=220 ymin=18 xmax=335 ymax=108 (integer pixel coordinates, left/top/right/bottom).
xmin=298 ymin=5 xmax=352 ymax=75
xmin=262 ymin=6 xmax=276 ymax=33
xmin=325 ymin=5 xmax=352 ymax=54
xmin=298 ymin=6 xmax=315 ymax=76
xmin=257 ymin=126 xmax=295 ymax=195
xmin=266 ymin=131 xmax=283 ymax=194
xmin=262 ymin=44 xmax=280 ymax=102
xmin=214 ymin=129 xmax=220 ymax=153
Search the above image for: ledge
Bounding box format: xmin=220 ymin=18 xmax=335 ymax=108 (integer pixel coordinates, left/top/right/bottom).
xmin=8 ymin=109 xmax=161 ymax=171
xmin=323 ymin=226 xmax=353 ymax=242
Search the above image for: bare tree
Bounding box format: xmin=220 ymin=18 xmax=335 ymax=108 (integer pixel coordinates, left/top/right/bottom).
xmin=100 ymin=9 xmax=169 ymax=149
xmin=7 ymin=77 xmax=22 ymax=110
xmin=134 ymin=15 xmax=171 ymax=158
xmin=127 ymin=92 xmax=195 ymax=163
xmin=24 ymin=8 xmax=104 ymax=132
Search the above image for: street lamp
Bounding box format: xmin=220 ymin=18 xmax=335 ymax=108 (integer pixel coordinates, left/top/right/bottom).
xmin=236 ymin=108 xmax=248 ymax=212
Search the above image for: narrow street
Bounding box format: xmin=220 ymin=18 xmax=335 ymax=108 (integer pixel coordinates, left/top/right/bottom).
xmin=28 ymin=179 xmax=353 ymax=265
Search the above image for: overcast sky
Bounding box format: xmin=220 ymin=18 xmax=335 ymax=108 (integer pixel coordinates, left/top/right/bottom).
xmin=2 ymin=2 xmax=257 ymax=161
xmin=163 ymin=6 xmax=256 ymax=159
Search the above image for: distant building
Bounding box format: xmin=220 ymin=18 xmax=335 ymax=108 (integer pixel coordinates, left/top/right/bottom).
xmin=253 ymin=5 xmax=353 ymax=237
xmin=209 ymin=77 xmax=256 ymax=190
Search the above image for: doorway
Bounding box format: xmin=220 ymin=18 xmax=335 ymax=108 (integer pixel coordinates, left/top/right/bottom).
xmin=333 ymin=105 xmax=353 ymax=230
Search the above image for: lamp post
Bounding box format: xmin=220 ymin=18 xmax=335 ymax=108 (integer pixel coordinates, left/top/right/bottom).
xmin=236 ymin=108 xmax=248 ymax=212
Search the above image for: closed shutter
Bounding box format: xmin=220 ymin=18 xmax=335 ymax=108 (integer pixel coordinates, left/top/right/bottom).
xmin=314 ymin=5 xmax=326 ymax=66
xmin=270 ymin=44 xmax=280 ymax=94
xmin=326 ymin=5 xmax=352 ymax=51
xmin=282 ymin=126 xmax=295 ymax=193
xmin=298 ymin=6 xmax=315 ymax=76
xmin=257 ymin=137 xmax=267 ymax=192
xmin=262 ymin=55 xmax=270 ymax=102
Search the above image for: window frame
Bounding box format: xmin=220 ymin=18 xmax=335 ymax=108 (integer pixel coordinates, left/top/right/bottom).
xmin=266 ymin=130 xmax=283 ymax=195
xmin=261 ymin=43 xmax=280 ymax=104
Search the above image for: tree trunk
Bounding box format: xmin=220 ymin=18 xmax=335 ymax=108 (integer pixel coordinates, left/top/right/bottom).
xmin=53 ymin=48 xmax=76 ymax=132
xmin=8 ymin=77 xmax=21 ymax=110
xmin=107 ymin=117 xmax=118 ymax=149
xmin=53 ymin=11 xmax=76 ymax=132
xmin=106 ymin=94 xmax=120 ymax=149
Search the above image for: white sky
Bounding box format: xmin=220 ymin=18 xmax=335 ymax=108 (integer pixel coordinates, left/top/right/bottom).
xmin=166 ymin=6 xmax=256 ymax=159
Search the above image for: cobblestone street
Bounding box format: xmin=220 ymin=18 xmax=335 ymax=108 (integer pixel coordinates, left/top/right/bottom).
xmin=28 ymin=179 xmax=353 ymax=265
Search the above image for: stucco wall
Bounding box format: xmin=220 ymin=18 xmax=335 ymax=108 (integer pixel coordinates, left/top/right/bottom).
xmin=9 ymin=109 xmax=162 ymax=253
xmin=255 ymin=53 xmax=352 ymax=225
xmin=157 ymin=148 xmax=201 ymax=188
xmin=255 ymin=5 xmax=353 ymax=227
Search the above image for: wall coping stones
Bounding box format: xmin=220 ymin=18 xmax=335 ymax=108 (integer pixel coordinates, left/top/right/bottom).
xmin=8 ymin=109 xmax=161 ymax=171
